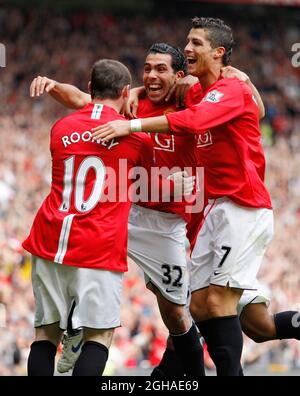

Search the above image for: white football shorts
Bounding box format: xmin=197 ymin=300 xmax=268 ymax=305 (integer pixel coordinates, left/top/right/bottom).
xmin=190 ymin=197 xmax=274 ymax=291
xmin=31 ymin=256 xmax=123 ymax=330
xmin=237 ymin=280 xmax=271 ymax=316
xmin=128 ymin=204 xmax=188 ymax=305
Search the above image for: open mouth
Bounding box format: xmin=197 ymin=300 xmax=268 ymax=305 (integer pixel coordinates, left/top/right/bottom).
xmin=148 ymin=84 xmax=162 ymax=93
xmin=187 ymin=58 xmax=197 ymax=65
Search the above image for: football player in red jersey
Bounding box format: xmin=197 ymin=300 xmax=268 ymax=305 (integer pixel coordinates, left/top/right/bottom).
xmin=91 ymin=18 xmax=276 ymax=376
xmin=126 ymin=44 xmax=204 ymax=376
xmin=24 ymin=59 xmax=183 ymax=376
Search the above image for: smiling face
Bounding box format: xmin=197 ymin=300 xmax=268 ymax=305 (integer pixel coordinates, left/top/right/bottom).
xmin=185 ymin=28 xmax=225 ymax=78
xmin=143 ymin=53 xmax=183 ymax=104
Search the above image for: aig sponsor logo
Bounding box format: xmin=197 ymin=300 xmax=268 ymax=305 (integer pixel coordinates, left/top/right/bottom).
xmin=152 ymin=133 xmax=175 ymax=152
xmin=196 ymin=130 xmax=212 ymax=147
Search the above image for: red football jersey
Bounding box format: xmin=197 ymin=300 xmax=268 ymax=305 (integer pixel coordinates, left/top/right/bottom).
xmin=185 ymin=82 xmax=207 ymax=249
xmin=137 ymin=97 xmax=199 ymax=223
xmin=185 ymin=82 xmax=203 ymax=108
xmin=166 ymin=78 xmax=272 ymax=209
xmin=23 ymin=103 xmax=155 ymax=271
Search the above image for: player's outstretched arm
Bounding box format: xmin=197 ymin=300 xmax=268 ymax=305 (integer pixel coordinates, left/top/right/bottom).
xmin=91 ymin=77 xmax=253 ymax=141
xmin=91 ymin=116 xmax=169 ymax=142
xmin=221 ymin=66 xmax=265 ymax=119
xmin=30 ymin=76 xmax=91 ymax=109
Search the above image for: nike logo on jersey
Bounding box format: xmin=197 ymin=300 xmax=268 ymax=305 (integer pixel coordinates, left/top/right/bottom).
xmin=166 ymin=288 xmax=178 ymax=293
xmin=71 ymin=339 xmax=83 ymax=353
xmin=213 ymin=271 xmax=221 ymax=276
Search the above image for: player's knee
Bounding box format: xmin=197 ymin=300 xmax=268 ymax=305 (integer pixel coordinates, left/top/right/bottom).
xmin=35 ymin=325 xmax=62 ymax=347
xmin=189 ymin=299 xmax=207 ymax=321
xmin=161 ymin=306 xmax=190 ymax=333
xmin=206 ymin=293 xmax=224 ymax=317
xmin=83 ymin=328 xmax=114 ymax=348
xmin=206 ymin=290 xmax=239 ymax=317
xmin=250 ymin=319 xmax=277 ymax=343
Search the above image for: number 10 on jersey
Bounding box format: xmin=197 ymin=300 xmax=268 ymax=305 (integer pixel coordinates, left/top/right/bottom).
xmin=59 ymin=156 xmax=106 ymax=213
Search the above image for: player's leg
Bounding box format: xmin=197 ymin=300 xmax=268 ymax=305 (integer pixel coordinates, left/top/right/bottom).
xmin=153 ymin=288 xmax=243 ymax=377
xmin=151 ymin=211 xmax=210 ymax=379
xmin=151 ymin=335 xmax=185 ymax=377
xmin=151 ymin=198 xmax=209 ymax=377
xmin=153 ymin=285 xmax=241 ymax=377
xmin=128 ymin=205 xmax=205 ymax=376
xmin=240 ymin=303 xmax=276 ymax=342
xmin=70 ymin=266 xmax=123 ymax=376
xmin=241 ymin=303 xmax=300 ymax=342
xmin=191 ymin=285 xmax=243 ymax=376
xmin=151 ymin=288 xmax=195 ymax=377
xmin=72 ymin=328 xmax=114 ymax=376
xmin=189 ymin=203 xmax=243 ymax=376
xmin=28 ymin=323 xmax=63 ymax=376
xmin=28 ymin=256 xmax=66 ymax=376
xmin=190 ymin=199 xmax=274 ymax=376
xmin=153 ymin=285 xmax=205 ymax=376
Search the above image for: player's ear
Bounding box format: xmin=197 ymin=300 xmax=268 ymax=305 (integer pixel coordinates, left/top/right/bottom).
xmin=213 ymin=46 xmax=225 ymax=62
xmin=175 ymin=70 xmax=185 ymax=80
xmin=88 ymin=81 xmax=91 ymax=94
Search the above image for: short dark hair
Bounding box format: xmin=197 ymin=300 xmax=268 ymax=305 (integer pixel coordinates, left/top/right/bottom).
xmin=90 ymin=59 xmax=131 ymax=100
xmin=191 ymin=17 xmax=234 ymax=66
xmin=147 ymin=43 xmax=188 ymax=76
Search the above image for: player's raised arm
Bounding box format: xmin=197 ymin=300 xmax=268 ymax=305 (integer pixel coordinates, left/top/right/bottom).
xmin=30 ymin=75 xmax=91 ymax=109
xmin=221 ymin=66 xmax=265 ymax=119
xmin=247 ymin=81 xmax=265 ymax=119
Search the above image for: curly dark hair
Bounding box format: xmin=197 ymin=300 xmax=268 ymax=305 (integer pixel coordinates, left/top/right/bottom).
xmin=147 ymin=43 xmax=188 ymax=76
xmin=191 ymin=17 xmax=234 ymax=66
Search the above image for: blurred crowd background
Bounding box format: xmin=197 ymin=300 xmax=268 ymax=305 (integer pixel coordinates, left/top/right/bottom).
xmin=0 ymin=0 xmax=300 ymax=375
